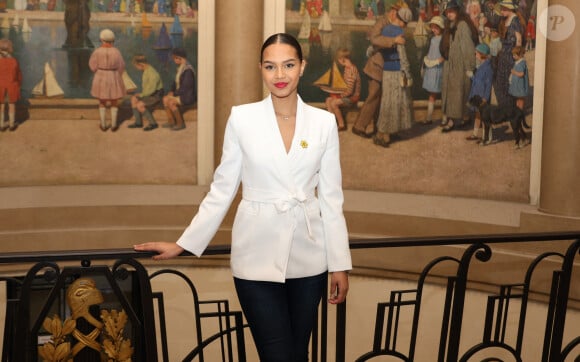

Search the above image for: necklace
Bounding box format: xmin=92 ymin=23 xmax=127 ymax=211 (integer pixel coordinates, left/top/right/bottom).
xmin=275 ymin=112 xmax=295 ymax=121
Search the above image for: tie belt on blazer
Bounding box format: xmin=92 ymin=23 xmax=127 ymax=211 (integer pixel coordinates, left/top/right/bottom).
xmin=242 ymin=188 xmax=315 ymax=240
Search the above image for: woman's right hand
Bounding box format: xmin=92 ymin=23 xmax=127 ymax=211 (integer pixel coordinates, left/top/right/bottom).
xmin=133 ymin=242 xmax=184 ymax=260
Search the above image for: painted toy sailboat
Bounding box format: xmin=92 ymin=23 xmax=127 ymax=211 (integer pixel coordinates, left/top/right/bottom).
xmin=313 ymin=62 xmax=347 ymax=94
xmin=141 ymin=12 xmax=152 ymax=28
xmin=297 ymin=13 xmax=311 ymax=40
xmin=318 ymin=10 xmax=332 ymax=32
xmin=413 ymin=17 xmax=428 ymax=36
xmin=122 ymin=71 xmax=137 ymax=93
xmin=413 ymin=17 xmax=429 ymax=48
xmin=32 ymin=63 xmax=64 ymax=98
xmin=153 ymin=22 xmax=172 ymax=49
xmin=21 ymin=17 xmax=31 ymax=33
xmin=170 ymin=15 xmax=183 ymax=34
xmin=12 ymin=12 xmax=20 ymax=28
xmin=134 ymin=0 xmax=141 ymax=14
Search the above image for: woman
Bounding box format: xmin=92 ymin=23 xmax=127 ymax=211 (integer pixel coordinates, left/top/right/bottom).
xmin=162 ymin=47 xmax=196 ymax=131
xmin=493 ymin=0 xmax=523 ymax=108
xmin=373 ymin=6 xmax=414 ymax=148
xmin=440 ymin=0 xmax=478 ymax=132
xmin=88 ymin=29 xmax=126 ymax=132
xmin=134 ymin=33 xmax=352 ymax=361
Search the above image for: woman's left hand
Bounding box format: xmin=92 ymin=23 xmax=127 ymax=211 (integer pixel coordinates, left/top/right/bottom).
xmin=328 ymin=271 xmax=349 ymax=304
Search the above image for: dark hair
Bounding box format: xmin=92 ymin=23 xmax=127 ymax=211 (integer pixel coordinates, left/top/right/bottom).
xmin=132 ymin=54 xmax=148 ymax=65
xmin=260 ymin=33 xmax=303 ymax=63
xmin=172 ymin=47 xmax=187 ymax=59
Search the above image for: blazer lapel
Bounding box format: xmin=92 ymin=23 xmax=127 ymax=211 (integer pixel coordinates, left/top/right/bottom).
xmin=287 ymin=96 xmax=305 ymax=161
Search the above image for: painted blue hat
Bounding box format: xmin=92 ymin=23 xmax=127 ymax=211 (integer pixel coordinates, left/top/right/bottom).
xmin=475 ymin=43 xmax=490 ymax=55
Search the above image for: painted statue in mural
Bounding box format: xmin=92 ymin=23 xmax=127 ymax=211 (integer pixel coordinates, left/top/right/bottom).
xmin=63 ymin=0 xmax=93 ymax=48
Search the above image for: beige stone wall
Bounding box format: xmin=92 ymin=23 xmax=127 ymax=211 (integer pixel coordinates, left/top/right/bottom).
xmin=0 ymin=185 xmax=578 ymax=360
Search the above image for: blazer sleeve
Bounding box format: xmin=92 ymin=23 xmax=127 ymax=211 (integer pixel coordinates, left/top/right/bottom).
xmin=318 ymin=121 xmax=352 ymax=272
xmin=176 ymin=108 xmax=243 ymax=256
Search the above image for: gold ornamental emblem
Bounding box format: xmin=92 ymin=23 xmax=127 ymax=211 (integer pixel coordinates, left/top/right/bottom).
xmin=38 ymin=277 xmax=133 ymax=362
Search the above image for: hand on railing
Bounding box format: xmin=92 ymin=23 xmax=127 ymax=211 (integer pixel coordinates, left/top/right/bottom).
xmin=133 ymin=241 xmax=184 ymax=260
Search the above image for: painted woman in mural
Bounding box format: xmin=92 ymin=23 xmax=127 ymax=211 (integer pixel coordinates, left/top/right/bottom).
xmin=493 ymin=0 xmax=523 ymax=108
xmin=352 ymin=4 xmax=406 ymax=138
xmin=63 ymin=0 xmax=92 ymax=48
xmin=439 ymin=0 xmax=477 ymax=132
xmin=373 ymin=6 xmax=414 ymax=147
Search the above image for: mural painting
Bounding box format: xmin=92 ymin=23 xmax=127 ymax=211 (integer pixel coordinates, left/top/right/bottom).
xmin=0 ymin=0 xmax=539 ymax=203
xmin=286 ymin=0 xmax=538 ymax=203
xmin=0 ymin=0 xmax=199 ymax=186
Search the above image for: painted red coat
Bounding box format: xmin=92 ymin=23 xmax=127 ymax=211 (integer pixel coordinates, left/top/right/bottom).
xmin=0 ymin=57 xmax=22 ymax=103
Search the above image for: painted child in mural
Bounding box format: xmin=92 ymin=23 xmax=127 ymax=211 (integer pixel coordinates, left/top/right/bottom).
xmin=508 ymin=45 xmax=528 ymax=111
xmin=0 ymin=38 xmax=22 ymax=132
xmin=420 ymin=15 xmax=445 ymax=125
xmin=466 ymin=43 xmax=494 ymax=141
xmin=324 ymin=47 xmax=361 ymax=131
xmin=88 ymin=29 xmax=126 ymax=132
xmin=525 ymin=15 xmax=535 ymax=52
xmin=161 ymin=47 xmax=196 ymax=131
xmin=489 ymin=26 xmax=502 ymax=74
xmin=128 ymin=54 xmax=164 ymax=131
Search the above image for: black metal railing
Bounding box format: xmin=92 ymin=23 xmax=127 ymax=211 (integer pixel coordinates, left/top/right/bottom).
xmin=1 ymin=231 xmax=579 ymax=361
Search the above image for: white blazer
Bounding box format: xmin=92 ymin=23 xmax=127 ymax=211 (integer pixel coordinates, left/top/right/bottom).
xmin=176 ymin=95 xmax=352 ymax=282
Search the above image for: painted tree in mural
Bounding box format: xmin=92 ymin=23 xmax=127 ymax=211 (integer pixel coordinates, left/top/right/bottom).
xmin=63 ymin=0 xmax=93 ymax=48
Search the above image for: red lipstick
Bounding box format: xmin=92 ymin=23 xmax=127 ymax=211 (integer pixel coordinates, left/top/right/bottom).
xmin=274 ymin=82 xmax=288 ymax=89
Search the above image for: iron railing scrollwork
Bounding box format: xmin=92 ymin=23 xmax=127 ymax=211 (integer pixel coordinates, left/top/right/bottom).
xmin=353 ymin=237 xmax=580 ymax=362
xmin=0 ymin=231 xmax=579 ymax=361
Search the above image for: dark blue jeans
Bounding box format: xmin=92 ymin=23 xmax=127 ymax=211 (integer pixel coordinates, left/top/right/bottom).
xmin=234 ymin=272 xmax=327 ymax=362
